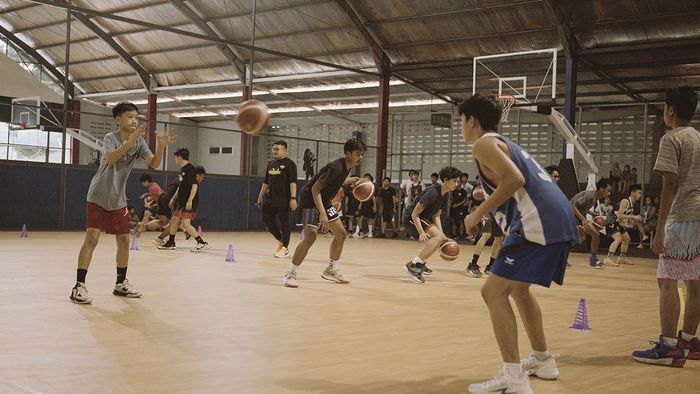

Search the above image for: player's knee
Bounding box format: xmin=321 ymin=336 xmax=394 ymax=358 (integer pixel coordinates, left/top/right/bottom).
xmin=83 ymin=233 xmax=99 ymax=248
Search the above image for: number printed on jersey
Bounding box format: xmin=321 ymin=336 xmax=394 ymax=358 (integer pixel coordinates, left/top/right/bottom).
xmin=520 ymin=150 xmax=552 ymax=182
xmin=326 ymin=206 xmax=338 ymax=217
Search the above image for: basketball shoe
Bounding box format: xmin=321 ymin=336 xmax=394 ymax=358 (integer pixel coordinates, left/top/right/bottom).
xmin=283 ymin=271 xmax=298 ymax=288
xmin=521 ymin=352 xmax=560 ymax=379
xmin=321 ymin=265 xmax=349 ymax=284
xmin=70 ymin=282 xmax=92 ymax=304
xmin=113 ymin=279 xmax=142 ymax=298
xmin=632 ymin=336 xmax=686 ymax=367
xmin=678 ymin=332 xmax=700 ymax=360
xmin=404 ymin=262 xmax=425 ymax=283
xmin=468 ymin=365 xmax=532 ymax=394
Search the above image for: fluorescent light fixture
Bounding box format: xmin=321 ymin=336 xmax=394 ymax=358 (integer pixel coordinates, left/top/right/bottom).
xmin=105 ymin=98 xmax=175 ymax=106
xmin=270 ymin=80 xmax=404 ymax=94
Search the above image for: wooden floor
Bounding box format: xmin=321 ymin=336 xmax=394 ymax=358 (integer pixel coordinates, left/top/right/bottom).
xmin=1 ymin=231 xmax=699 ymax=393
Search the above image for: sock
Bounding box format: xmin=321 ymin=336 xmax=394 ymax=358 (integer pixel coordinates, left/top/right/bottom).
xmin=606 ymin=251 xmax=614 ymax=259
xmin=168 ymin=234 xmax=175 ymax=243
xmin=412 ymin=256 xmax=425 ymax=265
xmin=503 ymin=362 xmax=523 ymax=378
xmin=662 ymin=336 xmax=678 ymax=347
xmin=681 ymin=332 xmax=697 ymax=341
xmin=329 ymin=259 xmax=339 ymax=270
xmin=77 ymin=268 xmax=87 ymax=284
xmin=116 ymin=266 xmax=127 ymax=284
xmin=288 ymin=263 xmax=298 ymax=273
xmin=533 ymin=350 xmax=549 ymax=361
xmin=471 ymin=254 xmax=480 ymax=265
xmin=195 ymin=236 xmax=205 ymax=244
xmin=488 ymin=257 xmax=495 ymax=266
xmin=590 ymin=253 xmax=598 ymax=262
xmin=368 ymin=225 xmax=373 ymax=233
xmin=354 ymin=225 xmax=360 ymax=234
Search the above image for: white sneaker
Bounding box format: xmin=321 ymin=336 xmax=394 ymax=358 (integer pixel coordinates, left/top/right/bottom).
xmin=367 ymin=232 xmax=373 ymax=238
xmin=190 ymin=241 xmax=209 ymax=252
xmin=152 ymin=237 xmax=165 ymax=246
xmin=321 ymin=265 xmax=350 ymax=284
xmin=70 ymin=282 xmax=92 ymax=304
xmin=283 ymin=271 xmax=298 ymax=288
xmin=521 ymin=352 xmax=560 ymax=380
xmin=642 ymin=235 xmax=649 ymax=242
xmin=468 ymin=366 xmax=533 ymax=394
xmin=274 ymin=246 xmax=290 ymax=258
xmin=113 ymin=279 xmax=142 ymax=298
xmin=636 ymin=243 xmax=645 ymax=249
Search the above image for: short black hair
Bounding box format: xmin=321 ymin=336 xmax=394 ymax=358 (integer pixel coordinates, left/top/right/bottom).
xmin=343 ymin=138 xmax=366 ymax=154
xmin=460 ymin=173 xmax=469 ymax=179
xmin=112 ymin=102 xmax=139 ymax=118
xmin=438 ymin=166 xmax=462 ymax=182
xmin=383 ymin=176 xmax=391 ymax=182
xmin=174 ymin=148 xmax=190 ymax=160
xmin=630 ymin=184 xmax=642 ymax=193
xmin=458 ymin=94 xmax=502 ymax=131
xmin=631 ymin=167 xmax=637 ymax=171
xmin=139 ymin=173 xmax=152 ymax=183
xmin=409 ymin=169 xmax=419 ymax=176
xmin=431 ymin=172 xmax=439 ymax=178
xmin=545 ymin=165 xmax=559 ymax=175
xmin=195 ymin=166 xmax=206 ymax=175
xmin=596 ymin=178 xmax=611 ymax=190
xmin=363 ymin=173 xmax=374 ymax=182
xmin=273 ymin=140 xmax=287 ymax=148
xmin=665 ymin=86 xmax=698 ymax=121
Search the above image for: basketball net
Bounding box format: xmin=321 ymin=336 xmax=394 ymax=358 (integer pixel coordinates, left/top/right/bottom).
xmin=497 ymin=94 xmax=516 ymax=123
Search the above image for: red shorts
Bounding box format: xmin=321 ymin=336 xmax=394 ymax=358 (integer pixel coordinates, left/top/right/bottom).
xmin=173 ymin=210 xmax=196 ymax=220
xmin=86 ymin=202 xmax=130 ymax=234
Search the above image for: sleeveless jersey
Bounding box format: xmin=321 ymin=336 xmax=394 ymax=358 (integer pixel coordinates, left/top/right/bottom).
xmin=617 ymin=197 xmax=635 ymax=228
xmin=476 ymin=132 xmax=579 ymax=245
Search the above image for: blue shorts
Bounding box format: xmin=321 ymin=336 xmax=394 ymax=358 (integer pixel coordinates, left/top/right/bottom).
xmin=490 ymin=234 xmax=570 ymax=288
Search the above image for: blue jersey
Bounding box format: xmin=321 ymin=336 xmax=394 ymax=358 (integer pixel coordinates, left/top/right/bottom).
xmin=476 ymin=133 xmax=579 ymax=245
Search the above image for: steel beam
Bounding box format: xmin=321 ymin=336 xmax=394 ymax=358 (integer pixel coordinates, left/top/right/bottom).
xmin=334 ymin=0 xmax=390 ymax=72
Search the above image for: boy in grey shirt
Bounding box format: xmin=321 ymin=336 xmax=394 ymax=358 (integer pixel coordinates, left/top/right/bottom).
xmin=70 ymin=102 xmax=175 ymax=304
xmin=569 ymin=178 xmax=612 ymax=268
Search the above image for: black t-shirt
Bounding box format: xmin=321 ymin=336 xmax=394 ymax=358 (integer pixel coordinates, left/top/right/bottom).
xmin=378 ymin=186 xmax=396 ymax=209
xmin=301 ymin=158 xmax=350 ymax=209
xmin=177 ymin=163 xmax=197 ymax=210
xmin=451 ymin=188 xmax=467 ymax=207
xmin=409 ymin=182 xmax=423 ymax=202
xmin=404 ymin=185 xmax=448 ymax=222
xmin=264 ymin=157 xmax=297 ymax=207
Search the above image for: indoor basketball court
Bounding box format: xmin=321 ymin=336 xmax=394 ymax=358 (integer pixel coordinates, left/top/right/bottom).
xmin=1 ymin=1 xmax=700 ymax=393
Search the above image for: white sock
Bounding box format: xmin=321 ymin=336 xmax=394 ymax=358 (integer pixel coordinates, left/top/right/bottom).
xmin=533 ymin=350 xmax=549 ymax=361
xmin=354 ymin=226 xmax=360 ymax=233
xmin=412 ymin=256 xmax=424 ymax=265
xmin=662 ymin=336 xmax=678 ymax=347
xmin=288 ymin=263 xmax=297 ymax=273
xmin=329 ymin=259 xmax=338 ymax=270
xmin=503 ymin=362 xmax=523 ymax=378
xmin=681 ymin=331 xmax=697 ymax=341
xmin=368 ymin=225 xmax=373 ymax=233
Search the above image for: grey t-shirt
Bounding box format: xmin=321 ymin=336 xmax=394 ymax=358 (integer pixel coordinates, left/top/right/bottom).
xmin=570 ymin=190 xmax=598 ymax=214
xmin=87 ymin=131 xmax=152 ymax=210
xmin=654 ymin=126 xmax=700 ymax=222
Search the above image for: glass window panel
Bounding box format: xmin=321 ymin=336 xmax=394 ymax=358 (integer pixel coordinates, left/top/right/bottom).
xmin=8 ymin=145 xmax=46 ymax=162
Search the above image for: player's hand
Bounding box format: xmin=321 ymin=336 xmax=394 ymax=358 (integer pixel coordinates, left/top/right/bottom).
xmin=418 ymin=232 xmax=430 ymax=243
xmin=289 ymin=199 xmax=297 ymax=211
xmin=319 ymin=212 xmax=329 ymax=233
xmin=169 ymin=199 xmax=175 ymax=209
xmin=464 ymin=212 xmax=481 ymax=235
xmin=255 ymin=200 xmax=262 ymax=209
xmin=127 ymin=123 xmax=146 ymax=146
xmin=157 ymin=125 xmax=176 ymax=147
xmin=185 ymin=201 xmax=192 ymax=211
xmin=139 ymin=192 xmax=149 ymax=199
xmin=348 ymin=177 xmax=360 ymax=185
xmin=652 ymin=227 xmax=665 ymax=255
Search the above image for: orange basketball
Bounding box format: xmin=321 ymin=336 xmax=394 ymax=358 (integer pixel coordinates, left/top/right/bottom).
xmin=237 ymin=99 xmax=270 ymax=134
xmin=353 ymin=181 xmax=374 ymax=202
xmin=439 ymin=239 xmax=460 ymax=261
xmin=473 ymin=187 xmax=485 ymax=201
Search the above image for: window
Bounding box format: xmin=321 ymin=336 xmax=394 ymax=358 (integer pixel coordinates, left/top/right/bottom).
xmin=0 ymin=122 xmax=71 ymax=163
xmin=221 ymin=146 xmax=233 ymax=154
xmin=209 ymin=147 xmax=220 ymax=154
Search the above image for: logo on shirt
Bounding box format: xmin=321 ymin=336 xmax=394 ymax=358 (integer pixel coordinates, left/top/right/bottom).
xmin=268 ymin=169 xmax=282 ymax=175
xmin=280 ymin=165 xmax=286 ymax=169
xmin=505 ymin=257 xmax=515 ymax=265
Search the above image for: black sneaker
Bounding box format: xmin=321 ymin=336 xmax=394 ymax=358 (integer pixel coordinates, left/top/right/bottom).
xmin=157 ymin=241 xmax=176 ymax=250
xmin=484 ymin=263 xmax=492 ymax=274
xmin=404 ymin=262 xmax=425 ymax=283
xmin=420 ymin=264 xmax=433 ymax=275
xmin=466 ymin=264 xmax=482 ymax=278
xmin=185 ymin=232 xmax=191 ymax=240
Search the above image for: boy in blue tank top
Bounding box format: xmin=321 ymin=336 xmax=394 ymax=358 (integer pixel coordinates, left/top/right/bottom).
xmin=460 ymin=95 xmax=579 ymax=394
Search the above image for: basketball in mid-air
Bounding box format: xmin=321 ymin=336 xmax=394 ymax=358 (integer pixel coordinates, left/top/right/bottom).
xmin=439 ymin=239 xmax=460 ymax=261
xmin=473 ymin=187 xmax=485 ymax=201
xmin=237 ymin=100 xmax=270 ymax=134
xmin=353 ymin=181 xmax=375 ymax=202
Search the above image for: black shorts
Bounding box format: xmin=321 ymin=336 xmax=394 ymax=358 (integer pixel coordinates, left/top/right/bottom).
xmin=484 ymin=214 xmax=504 ymax=237
xmin=450 ymin=205 xmax=468 ymax=220
xmin=360 ymin=200 xmax=375 ymax=219
xmin=405 ymin=217 xmax=435 ymax=240
xmin=606 ymin=222 xmax=628 ymax=235
xmin=381 ymin=206 xmax=395 ymax=222
xmin=157 ymin=194 xmax=171 ymax=218
xmin=301 ymin=205 xmax=341 ymax=229
xmin=346 ymin=200 xmax=360 ymax=216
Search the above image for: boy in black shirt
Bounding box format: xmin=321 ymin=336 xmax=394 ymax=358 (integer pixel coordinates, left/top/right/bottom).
xmin=283 ymin=139 xmax=365 ymax=288
xmin=404 ymin=166 xmax=462 ymax=283
xmin=378 ymin=177 xmax=398 ymax=238
xmin=158 ymin=149 xmax=208 ymax=252
xmin=256 ymin=140 xmax=298 ymax=258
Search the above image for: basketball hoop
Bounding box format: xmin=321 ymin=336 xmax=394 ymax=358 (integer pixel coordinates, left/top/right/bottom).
xmin=497 ymin=94 xmax=517 ymax=123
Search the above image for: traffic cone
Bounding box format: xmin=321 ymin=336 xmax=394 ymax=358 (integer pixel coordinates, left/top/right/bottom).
xmin=197 ymin=225 xmax=203 ymax=237
xmin=20 ymin=224 xmax=28 ymax=237
xmin=570 ymin=298 xmax=591 ymax=330
xmin=130 ymin=233 xmax=139 ymax=251
xmin=225 ymin=244 xmax=235 ymax=262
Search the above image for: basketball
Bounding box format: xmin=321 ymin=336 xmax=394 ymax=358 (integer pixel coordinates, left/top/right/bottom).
xmin=592 ymin=216 xmax=607 ymax=228
xmin=353 ymin=181 xmax=374 ymax=202
xmin=439 ymin=239 xmax=460 ymax=261
xmin=473 ymin=187 xmax=485 ymax=201
xmin=237 ymin=100 xmax=270 ymax=135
